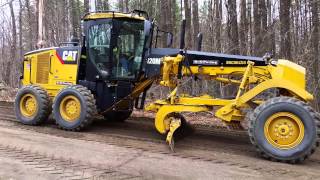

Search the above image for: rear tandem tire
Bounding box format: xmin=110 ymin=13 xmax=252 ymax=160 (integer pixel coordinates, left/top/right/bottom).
xmin=248 ymin=97 xmax=320 ymax=163
xmin=52 ymin=85 xmax=97 ymax=131
xmin=14 ymin=85 xmax=51 ymax=125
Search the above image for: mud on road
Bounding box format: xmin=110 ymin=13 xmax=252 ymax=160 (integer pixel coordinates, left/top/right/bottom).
xmin=0 ymin=102 xmax=320 ymax=179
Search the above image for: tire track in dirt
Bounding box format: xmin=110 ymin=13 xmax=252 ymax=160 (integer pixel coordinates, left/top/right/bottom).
xmin=0 ymin=102 xmax=320 ymax=179
xmin=0 ymin=144 xmax=142 ymax=180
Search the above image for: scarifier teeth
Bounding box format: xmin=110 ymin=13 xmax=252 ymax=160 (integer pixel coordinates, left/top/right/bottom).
xmin=166 ymin=118 xmax=181 ymax=152
xmin=168 ymin=138 xmax=175 ymax=152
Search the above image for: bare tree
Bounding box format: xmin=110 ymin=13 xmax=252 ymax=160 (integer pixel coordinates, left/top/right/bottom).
xmin=310 ymin=0 xmax=319 ymax=108
xmin=37 ymin=0 xmax=46 ymax=48
xmin=226 ymin=0 xmax=239 ymax=54
xmin=207 ymin=0 xmax=214 ymax=51
xmin=253 ymin=0 xmax=261 ymax=56
xmin=214 ymin=0 xmax=222 ymax=52
xmin=6 ymin=1 xmax=17 ymax=86
xmin=184 ymin=0 xmax=192 ymax=49
xmin=192 ymin=0 xmax=199 ymax=49
xmin=159 ymin=0 xmax=169 ymax=47
xmin=84 ymin=0 xmax=89 ymax=13
xmin=124 ymin=0 xmax=129 ymax=12
xmin=260 ymin=0 xmax=268 ymax=54
xmin=18 ymin=0 xmax=23 ymax=59
xmin=118 ymin=0 xmax=124 ymax=11
xmin=70 ymin=0 xmax=80 ymax=38
xmin=279 ymin=0 xmax=291 ymax=59
xmin=239 ymin=0 xmax=247 ymax=55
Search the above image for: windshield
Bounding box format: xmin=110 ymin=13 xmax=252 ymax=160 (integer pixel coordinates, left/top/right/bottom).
xmin=87 ymin=19 xmax=145 ymax=79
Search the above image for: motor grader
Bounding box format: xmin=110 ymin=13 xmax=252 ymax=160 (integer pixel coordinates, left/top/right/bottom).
xmin=15 ymin=10 xmax=319 ymax=163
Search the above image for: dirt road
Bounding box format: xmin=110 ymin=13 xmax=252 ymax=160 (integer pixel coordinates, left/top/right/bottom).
xmin=0 ymin=102 xmax=319 ymax=179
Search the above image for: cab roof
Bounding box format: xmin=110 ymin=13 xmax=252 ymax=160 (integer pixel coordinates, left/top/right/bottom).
xmin=83 ymin=11 xmax=146 ymax=21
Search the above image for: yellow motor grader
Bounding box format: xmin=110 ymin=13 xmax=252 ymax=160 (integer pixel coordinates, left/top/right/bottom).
xmin=15 ymin=10 xmax=319 ymax=163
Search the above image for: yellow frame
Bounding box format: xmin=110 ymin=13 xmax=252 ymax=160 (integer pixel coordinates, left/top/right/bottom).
xmin=146 ymin=55 xmax=313 ymax=134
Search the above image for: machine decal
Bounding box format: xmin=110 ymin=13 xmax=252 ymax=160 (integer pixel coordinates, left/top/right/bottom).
xmin=226 ymin=61 xmax=247 ymax=65
xmin=193 ymin=60 xmax=219 ymax=65
xmin=147 ymin=58 xmax=161 ymax=65
xmin=56 ymin=81 xmax=73 ymax=85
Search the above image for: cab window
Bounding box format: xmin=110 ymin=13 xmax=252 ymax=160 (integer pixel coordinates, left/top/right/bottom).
xmin=88 ymin=23 xmax=112 ymax=74
xmin=112 ymin=20 xmax=145 ymax=79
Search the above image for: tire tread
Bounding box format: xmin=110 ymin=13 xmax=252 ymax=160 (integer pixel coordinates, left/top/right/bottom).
xmin=15 ymin=85 xmax=51 ymax=125
xmin=53 ymin=85 xmax=96 ymax=131
xmin=248 ymin=96 xmax=320 ymax=163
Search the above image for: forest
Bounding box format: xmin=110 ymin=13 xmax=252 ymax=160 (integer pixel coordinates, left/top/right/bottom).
xmin=0 ymin=0 xmax=319 ymax=108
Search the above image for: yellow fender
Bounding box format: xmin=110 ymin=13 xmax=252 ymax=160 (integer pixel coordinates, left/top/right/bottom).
xmin=238 ymin=79 xmax=313 ymax=104
xmin=215 ymin=78 xmax=313 ymax=122
xmin=155 ymin=105 xmax=209 ymax=134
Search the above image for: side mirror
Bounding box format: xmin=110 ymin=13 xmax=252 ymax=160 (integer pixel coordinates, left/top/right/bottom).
xmin=166 ymin=33 xmax=173 ymax=47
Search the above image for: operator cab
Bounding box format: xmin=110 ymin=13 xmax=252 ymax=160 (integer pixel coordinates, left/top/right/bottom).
xmin=81 ymin=11 xmax=152 ymax=82
xmin=78 ymin=11 xmax=153 ymax=112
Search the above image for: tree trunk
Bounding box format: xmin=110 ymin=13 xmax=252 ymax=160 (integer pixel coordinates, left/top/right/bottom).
xmin=247 ymin=0 xmax=253 ymax=55
xmin=171 ymin=0 xmax=177 ymax=46
xmin=37 ymin=0 xmax=46 ymax=48
xmin=18 ymin=0 xmax=23 ymax=60
xmin=226 ymin=0 xmax=239 ymax=54
xmin=167 ymin=0 xmax=173 ymax=34
xmin=118 ymin=0 xmax=124 ymax=11
xmin=260 ymin=0 xmax=268 ymax=54
xmin=84 ymin=0 xmax=89 ymax=13
xmin=76 ymin=0 xmax=81 ymax=37
xmin=279 ymin=0 xmax=291 ymax=59
xmin=25 ymin=0 xmax=33 ymax=50
xmin=214 ymin=0 xmax=222 ymax=52
xmin=124 ymin=0 xmax=129 ymax=12
xmin=184 ymin=0 xmax=192 ymax=49
xmin=239 ymin=0 xmax=247 ymax=55
xmin=160 ymin=0 xmax=169 ymax=47
xmin=103 ymin=0 xmax=109 ymax=10
xmin=70 ymin=0 xmax=80 ymax=38
xmin=208 ymin=0 xmax=214 ymax=51
xmin=7 ymin=1 xmax=17 ymax=86
xmin=311 ymin=0 xmax=319 ymax=109
xmin=267 ymin=0 xmax=275 ymax=55
xmin=192 ymin=0 xmax=199 ymax=49
xmin=253 ymin=0 xmax=261 ymax=56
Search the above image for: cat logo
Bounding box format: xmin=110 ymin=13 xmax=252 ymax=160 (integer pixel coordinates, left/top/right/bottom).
xmin=62 ymin=51 xmax=78 ymax=61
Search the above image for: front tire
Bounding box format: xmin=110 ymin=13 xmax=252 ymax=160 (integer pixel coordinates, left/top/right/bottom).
xmin=52 ymin=85 xmax=97 ymax=131
xmin=14 ymin=85 xmax=51 ymax=125
xmin=248 ymin=97 xmax=320 ymax=163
